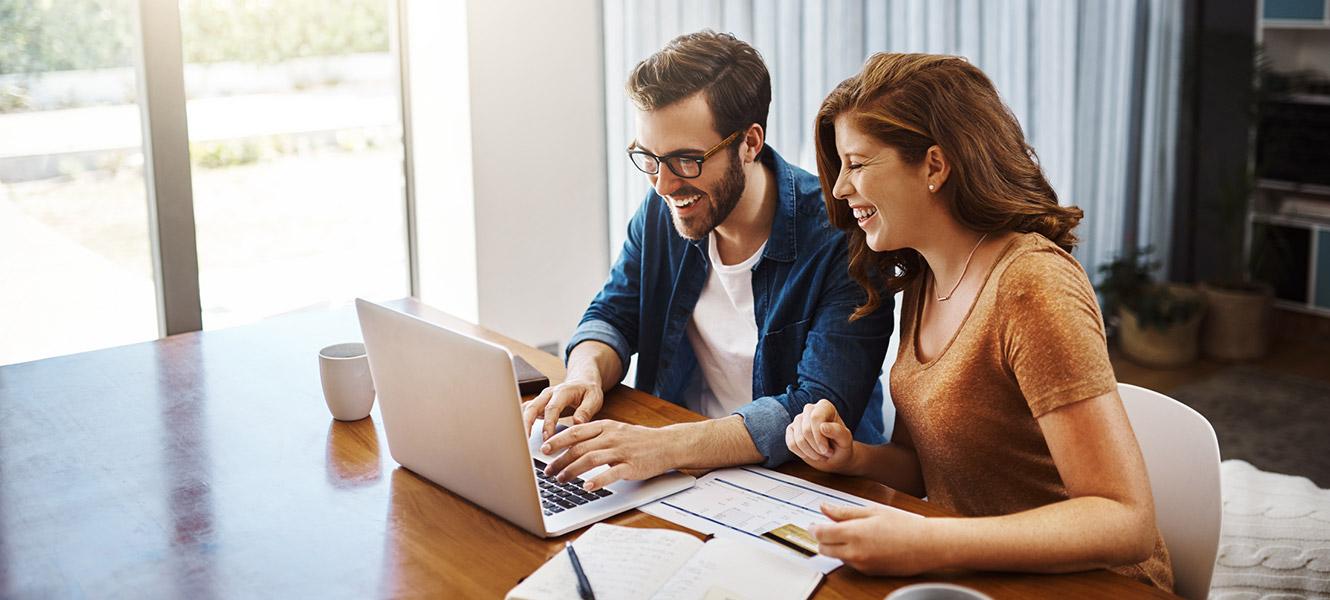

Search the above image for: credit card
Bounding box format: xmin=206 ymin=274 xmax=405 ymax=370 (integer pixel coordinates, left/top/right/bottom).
xmin=762 ymin=523 xmax=819 ymax=556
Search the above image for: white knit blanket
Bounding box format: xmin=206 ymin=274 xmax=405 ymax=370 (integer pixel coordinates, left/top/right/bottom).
xmin=1211 ymin=460 xmax=1330 ymax=600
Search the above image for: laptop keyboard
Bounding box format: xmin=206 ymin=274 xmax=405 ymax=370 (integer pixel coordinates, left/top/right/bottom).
xmin=533 ymin=459 xmax=614 ymax=516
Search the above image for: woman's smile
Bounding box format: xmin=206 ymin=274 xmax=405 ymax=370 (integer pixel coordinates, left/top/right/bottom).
xmin=851 ymin=204 xmax=879 ymax=226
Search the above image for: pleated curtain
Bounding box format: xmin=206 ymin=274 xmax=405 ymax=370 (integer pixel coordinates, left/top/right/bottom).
xmin=601 ymin=0 xmax=1185 ymax=281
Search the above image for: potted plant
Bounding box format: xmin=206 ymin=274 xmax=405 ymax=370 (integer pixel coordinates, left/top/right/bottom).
xmin=1098 ymin=247 xmax=1206 ymax=368
xmin=1200 ymin=171 xmax=1274 ymax=361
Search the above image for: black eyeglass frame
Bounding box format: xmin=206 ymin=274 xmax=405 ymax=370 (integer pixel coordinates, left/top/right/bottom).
xmin=626 ymin=129 xmax=743 ymax=179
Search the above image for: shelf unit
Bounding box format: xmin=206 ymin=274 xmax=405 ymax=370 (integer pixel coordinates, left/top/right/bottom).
xmin=1262 ymin=0 xmax=1330 ymax=28
xmin=1249 ymin=183 xmax=1330 ymax=316
xmin=1250 ymin=0 xmax=1330 ymax=317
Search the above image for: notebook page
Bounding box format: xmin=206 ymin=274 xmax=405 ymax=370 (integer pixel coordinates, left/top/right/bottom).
xmin=650 ymin=537 xmax=822 ymax=600
xmin=506 ymin=524 xmax=703 ymax=600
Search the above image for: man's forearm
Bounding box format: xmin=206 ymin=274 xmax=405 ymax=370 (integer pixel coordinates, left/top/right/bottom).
xmin=565 ymin=340 xmax=624 ymax=391
xmin=663 ymin=415 xmax=764 ymax=470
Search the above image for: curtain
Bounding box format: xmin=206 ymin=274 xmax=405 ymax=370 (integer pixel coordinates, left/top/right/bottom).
xmin=601 ymin=0 xmax=1184 ymax=279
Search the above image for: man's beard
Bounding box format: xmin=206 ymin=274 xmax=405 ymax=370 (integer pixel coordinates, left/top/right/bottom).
xmin=671 ymin=149 xmax=745 ymax=240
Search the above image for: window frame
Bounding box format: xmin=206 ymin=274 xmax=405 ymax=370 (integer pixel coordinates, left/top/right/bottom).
xmin=132 ymin=0 xmax=417 ymax=336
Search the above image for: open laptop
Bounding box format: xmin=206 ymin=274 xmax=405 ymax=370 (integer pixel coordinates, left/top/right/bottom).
xmin=355 ymin=299 xmax=695 ymax=537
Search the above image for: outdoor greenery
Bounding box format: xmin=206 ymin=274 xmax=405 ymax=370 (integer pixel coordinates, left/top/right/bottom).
xmin=1097 ymin=247 xmax=1204 ymax=331
xmin=0 ymin=0 xmax=137 ymax=74
xmin=0 ymin=0 xmax=389 ymax=76
xmin=181 ymin=0 xmax=388 ymax=65
xmin=189 ymin=128 xmax=390 ymax=170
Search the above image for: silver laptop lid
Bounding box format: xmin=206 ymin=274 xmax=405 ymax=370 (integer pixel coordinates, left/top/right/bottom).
xmin=355 ymin=299 xmax=545 ymax=536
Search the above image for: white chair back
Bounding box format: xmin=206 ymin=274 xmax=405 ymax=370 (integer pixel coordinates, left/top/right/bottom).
xmin=1118 ymin=382 xmax=1223 ymax=600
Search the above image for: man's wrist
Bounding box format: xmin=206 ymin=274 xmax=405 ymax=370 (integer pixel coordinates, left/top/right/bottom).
xmin=660 ymin=420 xmax=706 ymax=470
xmin=561 ymin=373 xmax=599 ymax=388
xmin=662 ymin=415 xmax=759 ymax=470
xmin=562 ymin=355 xmax=603 ymax=390
xmin=565 ymin=339 xmax=622 ymax=391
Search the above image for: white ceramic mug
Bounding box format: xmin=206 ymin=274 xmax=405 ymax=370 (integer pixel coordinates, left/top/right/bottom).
xmin=884 ymin=583 xmax=992 ymax=600
xmin=319 ymin=342 xmax=375 ymax=421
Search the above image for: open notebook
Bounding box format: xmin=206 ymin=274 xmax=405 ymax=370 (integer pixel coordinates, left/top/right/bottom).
xmin=506 ymin=523 xmax=822 ymax=600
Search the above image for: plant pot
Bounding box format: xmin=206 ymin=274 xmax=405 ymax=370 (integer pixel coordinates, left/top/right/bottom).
xmin=1117 ymin=285 xmax=1204 ymax=368
xmin=1199 ymin=281 xmax=1273 ymax=361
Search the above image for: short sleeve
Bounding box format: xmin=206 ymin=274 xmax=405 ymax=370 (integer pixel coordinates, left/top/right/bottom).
xmin=997 ymin=248 xmax=1117 ymax=417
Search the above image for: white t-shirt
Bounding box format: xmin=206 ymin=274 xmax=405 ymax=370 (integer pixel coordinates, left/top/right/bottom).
xmin=684 ymin=234 xmax=766 ymax=418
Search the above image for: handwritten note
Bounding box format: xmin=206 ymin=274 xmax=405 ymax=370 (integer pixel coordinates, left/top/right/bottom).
xmin=506 ymin=524 xmax=821 ymax=600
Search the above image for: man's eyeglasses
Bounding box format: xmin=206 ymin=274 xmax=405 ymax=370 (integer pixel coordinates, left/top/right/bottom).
xmin=626 ymin=130 xmax=742 ymax=179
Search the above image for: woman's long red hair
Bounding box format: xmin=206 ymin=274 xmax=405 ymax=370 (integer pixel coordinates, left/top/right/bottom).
xmin=814 ymin=53 xmax=1084 ymax=320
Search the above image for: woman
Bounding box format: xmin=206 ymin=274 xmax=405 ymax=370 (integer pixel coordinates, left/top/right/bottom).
xmin=786 ymin=53 xmax=1172 ymax=591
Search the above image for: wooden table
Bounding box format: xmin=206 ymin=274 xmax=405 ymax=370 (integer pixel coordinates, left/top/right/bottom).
xmin=0 ymin=298 xmax=1173 ymax=598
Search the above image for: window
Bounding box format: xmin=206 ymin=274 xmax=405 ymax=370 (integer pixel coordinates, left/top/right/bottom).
xmin=0 ymin=0 xmax=157 ymax=365
xmin=0 ymin=0 xmax=413 ymax=365
xmin=179 ymin=0 xmax=409 ymax=329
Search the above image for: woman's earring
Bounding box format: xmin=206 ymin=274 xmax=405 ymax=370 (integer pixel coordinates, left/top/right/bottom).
xmin=928 ymin=184 xmax=936 ymax=192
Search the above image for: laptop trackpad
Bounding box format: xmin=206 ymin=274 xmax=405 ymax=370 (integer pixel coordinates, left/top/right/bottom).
xmin=528 ymin=418 xmax=570 ymax=463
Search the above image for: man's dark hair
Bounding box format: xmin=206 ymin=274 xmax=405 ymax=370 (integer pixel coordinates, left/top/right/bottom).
xmin=626 ymin=30 xmax=772 ymax=138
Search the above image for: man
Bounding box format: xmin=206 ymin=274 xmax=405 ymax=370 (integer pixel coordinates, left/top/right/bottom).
xmin=523 ymin=30 xmax=894 ymax=491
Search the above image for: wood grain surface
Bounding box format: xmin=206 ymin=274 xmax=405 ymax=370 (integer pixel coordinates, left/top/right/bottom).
xmin=0 ymin=298 xmax=1174 ymax=598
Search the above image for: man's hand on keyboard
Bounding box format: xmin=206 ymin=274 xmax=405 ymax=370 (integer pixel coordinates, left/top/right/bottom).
xmin=539 ymin=421 xmax=675 ymax=491
xmin=521 ymin=378 xmax=605 ymax=442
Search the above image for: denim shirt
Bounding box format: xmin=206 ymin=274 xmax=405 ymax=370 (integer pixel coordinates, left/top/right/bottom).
xmin=566 ymin=147 xmax=895 ymax=467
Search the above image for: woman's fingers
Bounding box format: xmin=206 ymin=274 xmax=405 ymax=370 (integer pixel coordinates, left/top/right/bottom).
xmin=785 ymin=424 xmax=814 ymax=462
xmin=820 ymin=421 xmax=853 ymax=449
xmin=801 ymin=403 xmax=831 ymax=457
xmin=787 ymin=413 xmax=821 ymax=462
xmin=811 ymin=398 xmax=844 ymax=427
xmin=821 ymin=502 xmax=878 ymax=521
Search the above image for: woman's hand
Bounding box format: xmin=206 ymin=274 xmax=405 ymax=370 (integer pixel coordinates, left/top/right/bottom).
xmin=785 ymin=399 xmax=857 ymax=474
xmin=810 ymin=504 xmax=938 ymax=576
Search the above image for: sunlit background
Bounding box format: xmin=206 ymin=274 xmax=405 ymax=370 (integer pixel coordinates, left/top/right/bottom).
xmin=0 ymin=0 xmax=407 ymax=365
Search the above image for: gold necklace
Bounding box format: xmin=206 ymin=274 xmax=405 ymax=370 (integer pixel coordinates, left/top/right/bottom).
xmin=936 ymin=231 xmax=990 ymax=302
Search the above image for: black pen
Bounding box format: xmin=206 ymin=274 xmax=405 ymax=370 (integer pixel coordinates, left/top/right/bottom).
xmin=566 ymin=542 xmax=595 ymax=600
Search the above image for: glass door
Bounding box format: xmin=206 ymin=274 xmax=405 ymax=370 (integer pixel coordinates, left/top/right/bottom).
xmin=178 ymin=0 xmax=410 ymax=330
xmin=0 ymin=0 xmax=158 ymax=365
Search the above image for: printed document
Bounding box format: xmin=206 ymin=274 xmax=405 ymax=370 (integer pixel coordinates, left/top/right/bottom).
xmin=640 ymin=466 xmax=922 ymax=574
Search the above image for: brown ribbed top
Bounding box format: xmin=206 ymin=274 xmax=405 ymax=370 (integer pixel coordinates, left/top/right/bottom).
xmin=890 ymin=232 xmax=1173 ymax=591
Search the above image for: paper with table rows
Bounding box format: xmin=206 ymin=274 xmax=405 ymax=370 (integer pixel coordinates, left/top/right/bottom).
xmin=640 ymin=465 xmax=922 ymax=574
